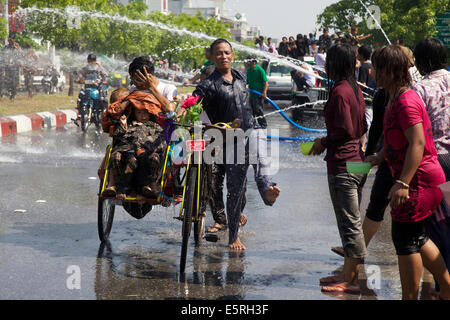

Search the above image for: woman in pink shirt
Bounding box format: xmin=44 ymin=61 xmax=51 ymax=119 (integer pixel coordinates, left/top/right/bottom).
xmin=368 ymin=45 xmax=450 ymax=300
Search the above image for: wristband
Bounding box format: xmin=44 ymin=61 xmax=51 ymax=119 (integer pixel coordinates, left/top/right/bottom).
xmin=395 ymin=180 xmax=409 ymax=189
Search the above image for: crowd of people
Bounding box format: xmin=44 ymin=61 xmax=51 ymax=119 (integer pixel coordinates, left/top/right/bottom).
xmin=0 ymin=35 xmax=62 ymax=101
xmin=306 ymin=37 xmax=449 ymax=299
xmin=96 ymin=30 xmax=450 ymax=299
xmin=255 ymin=26 xmax=373 ymax=62
xmin=244 ymin=25 xmax=450 ymax=300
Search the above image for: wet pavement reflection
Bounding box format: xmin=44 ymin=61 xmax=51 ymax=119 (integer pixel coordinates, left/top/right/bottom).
xmin=0 ymin=103 xmax=439 ymax=300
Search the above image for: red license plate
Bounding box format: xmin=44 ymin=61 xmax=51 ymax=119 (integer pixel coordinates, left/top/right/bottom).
xmin=186 ymin=140 xmax=205 ymax=152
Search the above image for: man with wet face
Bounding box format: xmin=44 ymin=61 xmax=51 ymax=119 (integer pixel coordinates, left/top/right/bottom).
xmin=193 ymin=39 xmax=281 ymax=251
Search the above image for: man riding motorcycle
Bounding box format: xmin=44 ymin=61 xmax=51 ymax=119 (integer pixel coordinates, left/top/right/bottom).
xmin=75 ymin=53 xmax=108 ymax=130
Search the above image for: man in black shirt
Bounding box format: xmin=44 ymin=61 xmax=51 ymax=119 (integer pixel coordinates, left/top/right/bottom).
xmin=193 ymin=39 xmax=281 ymax=250
xmin=278 ymin=37 xmax=289 ymax=57
xmin=357 ymin=45 xmax=374 ymax=87
xmin=318 ymin=28 xmax=332 ymax=52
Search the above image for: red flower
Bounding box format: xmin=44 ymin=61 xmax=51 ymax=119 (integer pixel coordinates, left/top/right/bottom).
xmin=180 ymin=95 xmax=200 ymax=109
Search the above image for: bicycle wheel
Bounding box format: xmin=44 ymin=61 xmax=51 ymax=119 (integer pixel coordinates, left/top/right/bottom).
xmin=180 ymin=165 xmax=197 ymax=273
xmin=194 ymin=164 xmax=210 ymax=246
xmin=98 ymin=180 xmax=115 ymax=242
xmin=194 ymin=212 xmax=205 ymax=246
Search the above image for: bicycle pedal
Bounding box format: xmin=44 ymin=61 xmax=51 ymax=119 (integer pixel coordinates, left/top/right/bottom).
xmin=205 ymin=233 xmax=219 ymax=242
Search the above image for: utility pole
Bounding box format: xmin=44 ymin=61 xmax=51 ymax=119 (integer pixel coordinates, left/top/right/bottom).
xmin=4 ymin=0 xmax=9 ymax=45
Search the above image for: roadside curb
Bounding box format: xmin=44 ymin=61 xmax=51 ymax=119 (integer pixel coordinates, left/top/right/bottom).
xmin=0 ymin=109 xmax=78 ymax=137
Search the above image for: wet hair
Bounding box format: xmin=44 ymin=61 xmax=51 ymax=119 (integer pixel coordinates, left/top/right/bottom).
xmin=325 ymin=43 xmax=360 ymax=103
xmin=210 ymin=38 xmax=233 ymax=53
xmin=370 ymin=46 xmax=386 ymax=70
xmin=246 ymin=55 xmax=257 ymax=63
xmin=357 ymin=45 xmax=372 ymax=61
xmin=109 ymin=87 xmax=130 ymax=104
xmin=87 ymin=53 xmax=97 ymax=62
xmin=371 ymin=45 xmax=411 ymax=91
xmin=414 ymin=38 xmax=448 ymax=75
xmin=399 ymin=45 xmax=415 ymax=68
xmin=128 ymin=56 xmax=155 ymax=76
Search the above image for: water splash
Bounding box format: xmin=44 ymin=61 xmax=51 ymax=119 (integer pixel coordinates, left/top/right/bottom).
xmin=357 ymin=0 xmax=391 ymax=45
xmin=16 ymin=6 xmax=324 ymax=81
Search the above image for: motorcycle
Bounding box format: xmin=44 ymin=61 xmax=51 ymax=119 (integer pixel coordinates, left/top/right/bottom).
xmin=75 ymin=78 xmax=108 ymax=132
xmin=41 ymin=68 xmax=60 ymax=94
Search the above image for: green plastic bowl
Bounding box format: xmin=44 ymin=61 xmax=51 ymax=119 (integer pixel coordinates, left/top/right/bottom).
xmin=346 ymin=161 xmax=371 ymax=174
xmin=300 ymin=142 xmax=315 ymax=155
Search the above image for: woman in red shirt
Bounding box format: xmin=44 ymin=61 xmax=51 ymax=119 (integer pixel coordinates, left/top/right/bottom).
xmin=368 ymin=45 xmax=450 ymax=299
xmin=310 ymin=44 xmax=368 ymax=294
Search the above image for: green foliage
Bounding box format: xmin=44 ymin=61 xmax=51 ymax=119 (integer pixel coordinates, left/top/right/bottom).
xmin=18 ymin=0 xmax=233 ymax=69
xmin=0 ymin=19 xmax=7 ymax=42
xmin=316 ymin=0 xmax=450 ymax=47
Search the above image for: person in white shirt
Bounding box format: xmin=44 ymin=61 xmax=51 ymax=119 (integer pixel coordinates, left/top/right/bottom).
xmin=315 ymin=46 xmax=327 ymax=68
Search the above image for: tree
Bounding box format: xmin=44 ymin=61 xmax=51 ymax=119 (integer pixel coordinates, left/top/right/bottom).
xmin=316 ymin=0 xmax=449 ymax=47
xmin=0 ymin=19 xmax=7 ymax=43
xmin=17 ymin=0 xmax=234 ymax=70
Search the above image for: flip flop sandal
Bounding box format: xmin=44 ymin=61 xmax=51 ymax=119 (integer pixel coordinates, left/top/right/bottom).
xmin=319 ymin=275 xmax=341 ymax=285
xmin=321 ymin=284 xmax=360 ymax=295
xmin=207 ymin=223 xmax=226 ymax=233
xmin=331 ymin=246 xmax=345 ymax=257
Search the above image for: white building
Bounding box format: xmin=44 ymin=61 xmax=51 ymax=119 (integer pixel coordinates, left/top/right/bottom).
xmin=116 ymin=0 xmax=169 ymax=14
xmin=117 ymin=0 xmax=262 ymax=43
xmin=226 ymin=13 xmax=261 ymax=42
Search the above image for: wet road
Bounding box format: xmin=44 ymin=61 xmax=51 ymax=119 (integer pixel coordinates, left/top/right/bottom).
xmin=0 ymin=102 xmax=409 ymax=300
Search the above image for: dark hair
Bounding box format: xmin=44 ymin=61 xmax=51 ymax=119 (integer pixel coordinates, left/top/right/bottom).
xmin=210 ymin=38 xmax=233 ymax=53
xmin=414 ymin=38 xmax=448 ymax=75
xmin=358 ymin=45 xmax=372 ymax=61
xmin=110 ymin=87 xmax=130 ymax=104
xmin=282 ymin=36 xmax=287 ymax=40
xmin=128 ymin=56 xmax=155 ymax=76
xmin=370 ymin=46 xmax=386 ymax=70
xmin=296 ymin=33 xmax=303 ymax=40
xmin=87 ymin=53 xmax=96 ymax=62
xmin=325 ymin=43 xmax=360 ymax=102
xmin=372 ymin=45 xmax=411 ymax=91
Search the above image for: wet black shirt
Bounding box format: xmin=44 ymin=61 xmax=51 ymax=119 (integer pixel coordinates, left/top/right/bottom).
xmin=193 ymin=68 xmax=256 ymax=131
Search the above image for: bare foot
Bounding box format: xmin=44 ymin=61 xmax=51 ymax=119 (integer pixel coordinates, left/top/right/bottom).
xmin=265 ymin=186 xmax=281 ymax=204
xmin=229 ymin=237 xmax=246 ymax=251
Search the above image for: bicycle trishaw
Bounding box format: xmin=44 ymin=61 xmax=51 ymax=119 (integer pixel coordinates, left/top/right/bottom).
xmin=97 ymin=121 xmax=232 ymax=273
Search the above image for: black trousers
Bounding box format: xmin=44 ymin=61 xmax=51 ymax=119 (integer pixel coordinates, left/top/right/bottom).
xmin=250 ymin=97 xmax=267 ymax=129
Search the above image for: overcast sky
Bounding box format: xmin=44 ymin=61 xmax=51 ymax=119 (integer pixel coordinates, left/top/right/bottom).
xmin=194 ymin=0 xmax=340 ymax=40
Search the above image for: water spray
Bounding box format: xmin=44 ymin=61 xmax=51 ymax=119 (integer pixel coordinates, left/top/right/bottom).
xmin=357 ymin=0 xmax=391 ymax=45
